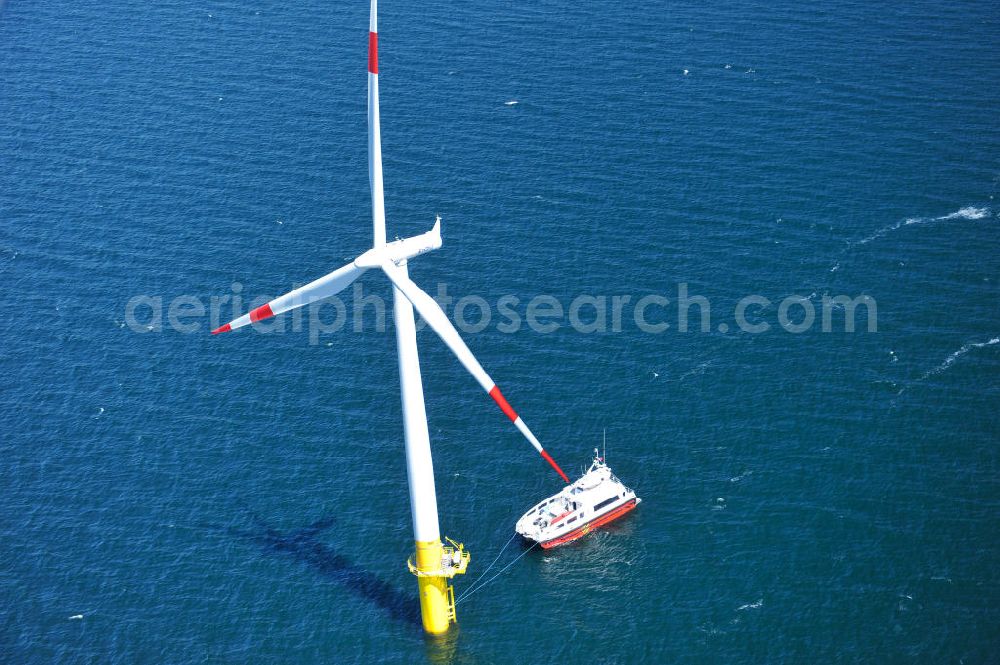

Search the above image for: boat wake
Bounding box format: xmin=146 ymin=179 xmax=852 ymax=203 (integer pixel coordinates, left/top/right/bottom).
xmin=676 ymin=360 xmax=715 ymax=381
xmin=729 ymin=470 xmax=753 ymax=483
xmin=918 ymin=336 xmax=999 ymax=380
xmin=897 ymin=336 xmax=1000 ymax=397
xmin=854 ymin=206 xmax=991 ymax=247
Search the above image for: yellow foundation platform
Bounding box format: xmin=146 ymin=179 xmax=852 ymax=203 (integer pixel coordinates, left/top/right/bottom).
xmin=408 ymin=538 xmax=469 ymax=634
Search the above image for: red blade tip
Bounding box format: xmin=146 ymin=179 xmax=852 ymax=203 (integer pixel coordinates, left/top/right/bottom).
xmin=211 ymin=323 xmax=232 ymax=335
xmin=540 ymin=449 xmax=570 ymax=483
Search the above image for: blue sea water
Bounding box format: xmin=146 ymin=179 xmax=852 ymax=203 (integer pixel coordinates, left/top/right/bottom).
xmin=2 ymin=0 xmax=999 ymax=662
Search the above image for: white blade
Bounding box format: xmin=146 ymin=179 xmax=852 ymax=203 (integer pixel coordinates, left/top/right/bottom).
xmin=212 ymin=262 xmax=366 ymax=334
xmin=368 ymin=0 xmax=386 ymax=247
xmin=380 ymin=261 xmax=570 ymax=482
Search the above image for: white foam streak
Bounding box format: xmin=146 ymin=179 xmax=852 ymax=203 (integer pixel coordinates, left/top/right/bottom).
xmin=855 ymin=206 xmax=991 ymax=246
xmin=677 ymin=360 xmax=715 ymax=381
xmin=922 ymin=337 xmax=1000 ymax=380
xmin=899 ymin=336 xmax=1000 ymax=397
xmin=940 ymin=206 xmax=989 ymax=220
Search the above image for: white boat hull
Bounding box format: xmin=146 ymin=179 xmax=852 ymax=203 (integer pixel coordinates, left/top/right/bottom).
xmin=516 ymin=453 xmax=641 ymax=548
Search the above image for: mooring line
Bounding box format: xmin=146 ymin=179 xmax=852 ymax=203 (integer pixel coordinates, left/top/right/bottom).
xmin=456 ymin=541 xmax=537 ymax=605
xmin=456 ymin=533 xmax=515 ymax=603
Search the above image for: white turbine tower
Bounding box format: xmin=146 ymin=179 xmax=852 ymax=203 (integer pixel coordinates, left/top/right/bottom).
xmin=212 ymin=0 xmax=568 ymax=634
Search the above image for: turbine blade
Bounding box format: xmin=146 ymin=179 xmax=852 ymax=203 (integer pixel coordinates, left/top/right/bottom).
xmin=368 ymin=0 xmax=386 ymax=247
xmin=212 ymin=262 xmax=366 ymax=334
xmin=380 ymin=261 xmax=569 ymax=483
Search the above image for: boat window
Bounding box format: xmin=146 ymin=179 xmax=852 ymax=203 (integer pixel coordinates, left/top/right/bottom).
xmin=593 ymin=496 xmax=618 ymax=511
xmin=566 ymin=516 xmax=577 ymax=524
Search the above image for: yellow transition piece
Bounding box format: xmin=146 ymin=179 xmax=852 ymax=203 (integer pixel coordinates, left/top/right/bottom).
xmin=409 ymin=538 xmax=469 ymax=634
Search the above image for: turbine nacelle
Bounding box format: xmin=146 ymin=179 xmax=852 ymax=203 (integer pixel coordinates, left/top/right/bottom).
xmin=355 ymin=216 xmax=442 ymax=268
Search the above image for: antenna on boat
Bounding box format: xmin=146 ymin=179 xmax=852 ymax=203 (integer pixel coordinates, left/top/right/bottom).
xmin=603 ymin=428 xmax=606 ymax=462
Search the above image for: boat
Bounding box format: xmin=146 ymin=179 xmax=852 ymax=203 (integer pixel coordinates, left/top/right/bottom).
xmin=515 ymin=449 xmax=641 ymax=548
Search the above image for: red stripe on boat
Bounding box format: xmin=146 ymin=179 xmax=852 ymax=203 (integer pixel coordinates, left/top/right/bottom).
xmin=540 ymin=498 xmax=639 ymax=548
xmin=488 ymin=386 xmax=518 ymax=422
xmin=550 ymin=509 xmax=573 ymax=525
xmin=250 ymin=303 xmax=274 ymax=323
xmin=368 ymin=32 xmax=378 ymax=74
xmin=540 ymin=449 xmax=570 ymax=483
xmin=211 ymin=323 xmax=231 ymax=335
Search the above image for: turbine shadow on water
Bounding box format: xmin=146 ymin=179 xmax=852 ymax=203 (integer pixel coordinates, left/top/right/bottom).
xmin=228 ymin=509 xmax=422 ymax=628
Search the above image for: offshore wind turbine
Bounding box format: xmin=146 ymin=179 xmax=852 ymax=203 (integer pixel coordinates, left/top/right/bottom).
xmin=212 ymin=0 xmax=568 ymax=634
